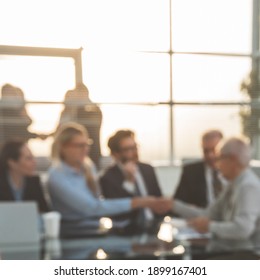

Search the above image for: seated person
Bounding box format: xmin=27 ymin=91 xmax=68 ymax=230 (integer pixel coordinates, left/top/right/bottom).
xmin=0 ymin=139 xmax=49 ymax=213
xmin=174 ymin=129 xmax=225 ymax=208
xmin=172 ymin=137 xmax=260 ymax=240
xmin=99 ymin=130 xmax=163 ymax=229
xmin=47 ymin=123 xmax=172 ymax=235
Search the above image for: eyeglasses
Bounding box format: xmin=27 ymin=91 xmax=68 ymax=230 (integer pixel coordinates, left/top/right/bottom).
xmin=119 ymin=144 xmax=138 ymax=153
xmin=203 ymin=148 xmax=215 ymax=154
xmin=215 ymin=154 xmax=230 ymax=161
xmin=67 ymin=139 xmax=93 ymax=149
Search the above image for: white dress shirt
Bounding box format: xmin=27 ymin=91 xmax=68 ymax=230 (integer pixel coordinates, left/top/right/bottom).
xmin=119 ymin=163 xmax=154 ymax=222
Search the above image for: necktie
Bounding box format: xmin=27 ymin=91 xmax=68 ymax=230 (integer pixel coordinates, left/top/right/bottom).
xmin=134 ymin=181 xmax=153 ymax=229
xmin=212 ymin=169 xmax=222 ymax=198
xmin=223 ymin=184 xmax=234 ymax=220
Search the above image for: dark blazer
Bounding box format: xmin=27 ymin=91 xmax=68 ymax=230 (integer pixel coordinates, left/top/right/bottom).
xmin=174 ymin=161 xmax=208 ymax=208
xmin=99 ymin=162 xmax=162 ymax=224
xmin=0 ymin=174 xmax=49 ymax=213
xmin=100 ymin=162 xmax=162 ymax=198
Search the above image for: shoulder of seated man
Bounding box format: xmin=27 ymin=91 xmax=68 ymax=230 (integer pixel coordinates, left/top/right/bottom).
xmin=183 ymin=160 xmax=204 ymax=171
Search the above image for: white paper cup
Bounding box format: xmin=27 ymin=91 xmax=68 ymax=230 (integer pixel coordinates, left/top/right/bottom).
xmin=44 ymin=239 xmax=61 ymax=259
xmin=42 ymin=212 xmax=61 ymax=239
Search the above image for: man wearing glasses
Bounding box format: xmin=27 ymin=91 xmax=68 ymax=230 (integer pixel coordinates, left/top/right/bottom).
xmin=173 ymin=137 xmax=260 ymax=239
xmin=99 ymin=130 xmax=163 ymax=230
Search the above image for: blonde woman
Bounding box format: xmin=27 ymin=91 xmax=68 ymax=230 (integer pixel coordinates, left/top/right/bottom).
xmin=47 ymin=122 xmax=172 ymax=233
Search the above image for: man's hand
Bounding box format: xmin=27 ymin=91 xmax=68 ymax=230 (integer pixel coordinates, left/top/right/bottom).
xmin=138 ymin=196 xmax=172 ymax=214
xmin=188 ymin=217 xmax=210 ymax=233
xmin=122 ymin=161 xmax=137 ymax=182
xmin=148 ymin=197 xmax=173 ymax=215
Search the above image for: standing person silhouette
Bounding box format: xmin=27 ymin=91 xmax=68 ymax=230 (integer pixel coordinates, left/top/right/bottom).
xmin=0 ymin=83 xmax=46 ymax=147
xmin=58 ymin=83 xmax=102 ymax=169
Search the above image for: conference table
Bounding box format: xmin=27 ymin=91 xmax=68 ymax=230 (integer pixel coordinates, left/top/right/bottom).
xmin=1 ymin=221 xmax=260 ymax=260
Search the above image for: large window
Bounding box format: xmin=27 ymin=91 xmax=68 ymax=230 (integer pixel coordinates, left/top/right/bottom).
xmin=0 ymin=0 xmax=254 ymax=164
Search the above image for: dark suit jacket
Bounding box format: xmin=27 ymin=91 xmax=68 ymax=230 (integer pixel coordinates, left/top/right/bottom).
xmin=174 ymin=161 xmax=208 ymax=208
xmin=99 ymin=162 xmax=162 ymax=224
xmin=0 ymin=174 xmax=49 ymax=213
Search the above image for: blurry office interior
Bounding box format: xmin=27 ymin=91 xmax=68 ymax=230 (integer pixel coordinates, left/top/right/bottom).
xmin=0 ymin=0 xmax=260 ymax=196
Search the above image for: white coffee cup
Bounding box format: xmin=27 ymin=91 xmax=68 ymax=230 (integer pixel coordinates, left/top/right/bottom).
xmin=44 ymin=239 xmax=61 ymax=259
xmin=42 ymin=211 xmax=61 ymax=239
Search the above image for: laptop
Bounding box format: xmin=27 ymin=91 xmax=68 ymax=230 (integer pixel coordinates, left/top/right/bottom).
xmin=0 ymin=202 xmax=40 ymax=245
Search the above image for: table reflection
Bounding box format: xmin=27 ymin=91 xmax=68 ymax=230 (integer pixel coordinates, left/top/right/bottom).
xmin=42 ymin=231 xmax=260 ymax=260
xmin=1 ymin=218 xmax=260 ymax=260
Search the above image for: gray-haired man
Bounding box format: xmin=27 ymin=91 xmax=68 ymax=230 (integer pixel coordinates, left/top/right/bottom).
xmin=173 ymin=137 xmax=260 ymax=240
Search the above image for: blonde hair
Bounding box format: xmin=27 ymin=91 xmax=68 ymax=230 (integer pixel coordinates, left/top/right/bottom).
xmin=52 ymin=122 xmax=97 ymax=196
xmin=52 ymin=122 xmax=88 ymax=160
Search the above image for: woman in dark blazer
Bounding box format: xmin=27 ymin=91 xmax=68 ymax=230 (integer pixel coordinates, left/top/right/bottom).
xmin=0 ymin=139 xmax=49 ymax=213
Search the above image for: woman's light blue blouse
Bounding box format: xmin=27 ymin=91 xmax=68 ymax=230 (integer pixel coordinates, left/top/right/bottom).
xmin=47 ymin=162 xmax=132 ymax=221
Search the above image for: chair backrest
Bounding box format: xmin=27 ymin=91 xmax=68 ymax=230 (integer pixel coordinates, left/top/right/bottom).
xmin=154 ymin=165 xmax=182 ymax=196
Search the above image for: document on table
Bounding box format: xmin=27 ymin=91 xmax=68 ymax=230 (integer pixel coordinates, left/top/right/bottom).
xmin=170 ymin=218 xmax=212 ymax=240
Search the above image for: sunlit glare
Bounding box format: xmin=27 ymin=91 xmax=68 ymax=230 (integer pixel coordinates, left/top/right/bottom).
xmin=172 ymin=245 xmax=185 ymax=255
xmin=163 ymin=216 xmax=172 ymax=223
xmin=99 ymin=217 xmax=113 ymax=231
xmin=96 ymin=248 xmax=108 ymax=260
xmin=0 ymin=0 xmax=253 ymax=161
xmin=157 ymin=222 xmax=178 ymax=243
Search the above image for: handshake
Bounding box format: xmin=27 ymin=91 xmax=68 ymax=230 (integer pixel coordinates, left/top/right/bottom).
xmin=132 ymin=196 xmax=173 ymax=215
